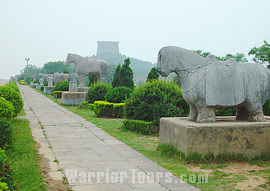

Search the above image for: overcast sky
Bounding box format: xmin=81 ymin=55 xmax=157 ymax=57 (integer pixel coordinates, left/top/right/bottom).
xmin=0 ymin=0 xmax=269 ymax=79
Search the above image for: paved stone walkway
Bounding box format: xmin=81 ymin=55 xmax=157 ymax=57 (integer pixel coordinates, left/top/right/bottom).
xmin=20 ymin=85 xmax=200 ymax=191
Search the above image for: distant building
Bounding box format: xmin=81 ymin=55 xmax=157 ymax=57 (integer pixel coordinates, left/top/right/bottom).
xmin=96 ymin=41 xmax=120 ymax=56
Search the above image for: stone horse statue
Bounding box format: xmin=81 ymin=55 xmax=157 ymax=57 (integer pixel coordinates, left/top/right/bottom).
xmin=39 ymin=73 xmax=49 ymax=82
xmin=157 ymin=46 xmax=270 ymax=123
xmin=64 ymin=53 xmax=111 ymax=87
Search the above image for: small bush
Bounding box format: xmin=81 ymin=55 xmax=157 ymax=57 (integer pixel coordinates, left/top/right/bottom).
xmin=52 ymin=91 xmax=63 ymax=98
xmin=5 ymin=83 xmax=19 ymax=92
xmin=93 ymin=101 xmax=125 ymax=118
xmin=0 ymin=97 xmax=15 ymax=120
xmin=0 ymin=86 xmax=23 ymax=117
xmin=122 ymin=119 xmax=158 ymax=135
xmin=0 ymin=119 xmax=12 ymax=149
xmin=105 ymin=86 xmax=133 ymax=103
xmin=44 ymin=81 xmax=48 ymax=86
xmin=0 ymin=149 xmax=17 ymax=190
xmin=0 ymin=181 xmax=8 ymax=191
xmin=40 ymin=86 xmax=44 ymax=91
xmin=125 ymin=80 xmax=189 ymax=126
xmin=19 ymin=80 xmax=27 ymax=85
xmin=88 ymin=83 xmax=111 ymax=103
xmin=33 ymin=79 xmax=39 ymax=83
xmin=54 ymin=81 xmax=69 ymax=91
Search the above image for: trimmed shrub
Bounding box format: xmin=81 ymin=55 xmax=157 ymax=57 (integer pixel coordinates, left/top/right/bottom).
xmin=0 ymin=86 xmax=23 ymax=116
xmin=93 ymin=101 xmax=125 ymax=118
xmin=78 ymin=102 xmax=94 ymax=110
xmin=54 ymin=81 xmax=69 ymax=91
xmin=0 ymin=119 xmax=12 ymax=149
xmin=122 ymin=119 xmax=158 ymax=135
xmin=40 ymin=86 xmax=44 ymax=91
xmin=125 ymin=80 xmax=189 ymax=126
xmin=44 ymin=81 xmax=48 ymax=86
xmin=19 ymin=80 xmax=27 ymax=85
xmin=52 ymin=91 xmax=63 ymax=98
xmin=88 ymin=83 xmax=111 ymax=103
xmin=5 ymin=83 xmax=19 ymax=92
xmin=105 ymin=86 xmax=133 ymax=103
xmin=0 ymin=182 xmax=8 ymax=191
xmin=0 ymin=149 xmax=17 ymax=190
xmin=33 ymin=79 xmax=39 ymax=83
xmin=0 ymin=97 xmax=15 ymax=120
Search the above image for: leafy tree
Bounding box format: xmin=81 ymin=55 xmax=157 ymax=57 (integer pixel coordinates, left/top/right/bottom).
xmin=147 ymin=67 xmax=159 ymax=81
xmin=194 ymin=50 xmax=248 ymax=62
xmin=88 ymin=75 xmax=99 ymax=87
xmin=112 ymin=64 xmax=121 ymax=88
xmin=248 ymin=40 xmax=270 ymax=67
xmin=194 ymin=50 xmax=211 ymax=58
xmin=118 ymin=58 xmax=134 ymax=89
xmin=42 ymin=61 xmax=66 ymax=74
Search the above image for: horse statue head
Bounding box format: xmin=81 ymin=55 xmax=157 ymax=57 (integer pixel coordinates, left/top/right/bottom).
xmin=65 ymin=53 xmax=80 ymax=66
xmin=157 ymin=46 xmax=206 ymax=77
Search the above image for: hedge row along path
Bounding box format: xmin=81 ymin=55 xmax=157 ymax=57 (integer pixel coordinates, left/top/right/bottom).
xmin=19 ymin=85 xmax=199 ymax=191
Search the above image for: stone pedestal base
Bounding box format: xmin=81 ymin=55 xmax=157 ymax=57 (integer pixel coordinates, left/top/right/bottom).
xmin=77 ymin=87 xmax=89 ymax=92
xmin=61 ymin=92 xmax=86 ymax=105
xmin=44 ymin=86 xmax=54 ymax=95
xmin=36 ymin=84 xmax=42 ymax=90
xmin=160 ymin=117 xmax=270 ymax=159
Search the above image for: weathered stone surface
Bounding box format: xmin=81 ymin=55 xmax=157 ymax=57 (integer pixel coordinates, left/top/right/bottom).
xmin=44 ymin=86 xmax=54 ymax=95
xmin=157 ymin=46 xmax=270 ymax=123
xmin=69 ymin=73 xmax=78 ymax=92
xmin=77 ymin=87 xmax=89 ymax=92
xmin=36 ymin=84 xmax=42 ymax=90
xmin=47 ymin=75 xmax=54 ymax=86
xmin=39 ymin=78 xmax=44 ymax=86
xmin=64 ymin=53 xmax=111 ymax=86
xmin=61 ymin=92 xmax=86 ymax=105
xmin=160 ymin=117 xmax=270 ymax=158
xmin=53 ymin=72 xmax=69 ymax=84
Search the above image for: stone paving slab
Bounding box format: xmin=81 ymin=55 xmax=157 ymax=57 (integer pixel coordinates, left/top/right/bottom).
xmin=19 ymin=85 xmax=200 ymax=191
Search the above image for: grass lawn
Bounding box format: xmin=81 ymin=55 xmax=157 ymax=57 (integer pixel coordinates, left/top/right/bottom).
xmin=6 ymin=116 xmax=47 ymax=191
xmin=44 ymin=93 xmax=270 ymax=191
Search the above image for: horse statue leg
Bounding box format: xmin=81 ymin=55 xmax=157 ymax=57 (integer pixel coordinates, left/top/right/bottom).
xmin=188 ymin=104 xmax=198 ymax=121
xmin=196 ymin=106 xmax=216 ymax=123
xmin=79 ymin=73 xmax=85 ymax=87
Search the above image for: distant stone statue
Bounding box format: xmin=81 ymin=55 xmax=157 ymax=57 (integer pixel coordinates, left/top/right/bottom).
xmin=39 ymin=73 xmax=49 ymax=81
xmin=39 ymin=78 xmax=44 ymax=86
xmin=47 ymin=75 xmax=54 ymax=86
xmin=64 ymin=53 xmax=111 ymax=87
xmin=69 ymin=73 xmax=78 ymax=92
xmin=157 ymin=46 xmax=270 ymax=123
xmin=53 ymin=73 xmax=69 ymax=84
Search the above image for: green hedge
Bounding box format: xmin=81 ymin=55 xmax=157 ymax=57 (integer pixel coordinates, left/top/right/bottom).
xmin=88 ymin=83 xmax=111 ymax=103
xmin=93 ymin=101 xmax=125 ymax=118
xmin=54 ymin=81 xmax=69 ymax=91
xmin=78 ymin=102 xmax=94 ymax=110
xmin=0 ymin=86 xmax=23 ymax=117
xmin=0 ymin=119 xmax=12 ymax=149
xmin=105 ymin=86 xmax=133 ymax=103
xmin=5 ymin=83 xmax=19 ymax=92
xmin=0 ymin=97 xmax=15 ymax=120
xmin=125 ymin=80 xmax=189 ymax=126
xmin=0 ymin=148 xmax=16 ymax=190
xmin=122 ymin=119 xmax=158 ymax=135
